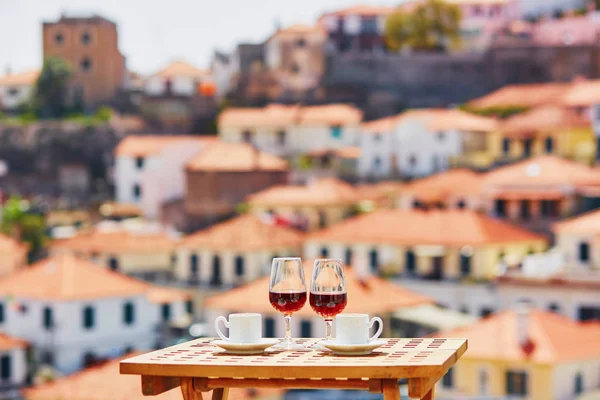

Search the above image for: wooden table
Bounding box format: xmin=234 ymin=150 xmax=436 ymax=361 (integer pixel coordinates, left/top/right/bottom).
xmin=120 ymin=337 xmax=467 ymax=400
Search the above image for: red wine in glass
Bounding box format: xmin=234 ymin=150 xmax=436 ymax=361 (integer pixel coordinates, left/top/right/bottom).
xmin=309 ymin=292 xmax=347 ymax=318
xmin=269 ymin=290 xmax=307 ymax=314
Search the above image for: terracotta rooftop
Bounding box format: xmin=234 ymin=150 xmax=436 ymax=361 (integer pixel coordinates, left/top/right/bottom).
xmin=0 ymin=254 xmax=187 ymax=302
xmin=218 ymin=104 xmax=362 ymax=127
xmin=562 ymin=79 xmax=600 ymax=107
xmin=468 ymin=82 xmax=573 ymax=109
xmin=0 ymin=333 xmax=28 ymax=351
xmin=0 ymin=69 xmax=39 ymax=86
xmin=501 ymin=105 xmax=589 ymax=137
xmin=437 ymin=309 xmax=600 ymax=363
xmin=115 ymin=135 xmax=213 ymax=157
xmin=554 ymin=209 xmax=600 ymax=235
xmin=483 ymin=155 xmax=600 ymax=188
xmin=361 ymin=109 xmax=497 ymax=133
xmin=205 ymin=260 xmax=432 ymax=317
xmin=152 ymin=60 xmax=211 ymax=80
xmin=355 ymin=181 xmax=404 ymax=202
xmin=402 ymin=169 xmax=484 ymax=203
xmin=180 ymin=214 xmax=303 ymax=251
xmin=321 ymin=5 xmax=397 ymax=17
xmin=361 ymin=115 xmax=400 ymax=133
xmin=185 ymin=142 xmax=288 ymax=172
xmin=24 ymin=353 xmax=281 ymax=400
xmin=247 ymin=178 xmax=358 ymax=207
xmin=51 ymin=229 xmax=177 ymax=254
xmin=272 ymin=24 xmax=325 ymax=38
xmin=307 ymin=209 xmax=546 ymax=246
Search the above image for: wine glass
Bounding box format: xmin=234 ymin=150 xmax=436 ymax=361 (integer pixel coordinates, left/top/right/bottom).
xmin=310 ymin=259 xmax=347 ymax=348
xmin=268 ymin=257 xmax=307 ymax=350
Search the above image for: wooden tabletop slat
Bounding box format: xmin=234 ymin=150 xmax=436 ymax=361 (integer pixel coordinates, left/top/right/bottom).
xmin=120 ymin=338 xmax=467 ymax=380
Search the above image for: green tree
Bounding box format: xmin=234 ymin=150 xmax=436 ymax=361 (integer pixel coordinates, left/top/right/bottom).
xmin=385 ymin=0 xmax=462 ymax=52
xmin=1 ymin=196 xmax=47 ymax=261
xmin=32 ymin=57 xmax=72 ymax=118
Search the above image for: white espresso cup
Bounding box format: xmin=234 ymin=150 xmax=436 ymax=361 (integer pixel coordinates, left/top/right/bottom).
xmin=215 ymin=313 xmax=262 ymax=343
xmin=335 ymin=313 xmax=383 ymax=344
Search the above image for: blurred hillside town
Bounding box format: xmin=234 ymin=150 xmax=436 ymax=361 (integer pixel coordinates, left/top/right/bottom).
xmin=1 ymin=0 xmax=600 ymax=399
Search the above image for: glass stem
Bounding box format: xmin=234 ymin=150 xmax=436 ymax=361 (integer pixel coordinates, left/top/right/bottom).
xmin=284 ymin=314 xmax=292 ymax=342
xmin=325 ymin=319 xmax=333 ymax=341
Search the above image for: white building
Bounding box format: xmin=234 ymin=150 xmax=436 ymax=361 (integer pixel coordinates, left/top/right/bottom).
xmin=0 ymin=70 xmax=39 ymax=112
xmin=114 ymin=135 xmax=214 ymax=219
xmin=0 ymin=333 xmax=27 ymax=396
xmin=144 ymin=60 xmax=211 ymax=97
xmin=210 ymin=51 xmax=235 ymax=99
xmin=0 ymin=254 xmax=190 ymax=374
xmin=218 ymin=104 xmax=363 ymax=156
xmin=358 ymin=109 xmax=497 ymax=179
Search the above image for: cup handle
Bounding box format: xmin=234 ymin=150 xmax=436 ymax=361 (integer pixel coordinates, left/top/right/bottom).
xmin=215 ymin=316 xmax=230 ymax=341
xmin=369 ymin=317 xmax=383 ymax=341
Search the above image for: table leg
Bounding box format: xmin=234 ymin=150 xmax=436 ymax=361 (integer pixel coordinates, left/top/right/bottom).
xmin=422 ymin=387 xmax=435 ymax=400
xmin=382 ymin=379 xmax=400 ymax=400
xmin=181 ymin=377 xmax=204 ymax=400
xmin=211 ymin=388 xmax=229 ymax=400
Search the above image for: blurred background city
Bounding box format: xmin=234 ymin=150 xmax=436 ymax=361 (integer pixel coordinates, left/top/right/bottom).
xmin=1 ymin=0 xmax=600 ymax=399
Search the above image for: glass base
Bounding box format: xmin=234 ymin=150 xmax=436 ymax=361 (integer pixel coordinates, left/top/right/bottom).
xmin=271 ymin=339 xmax=306 ymax=351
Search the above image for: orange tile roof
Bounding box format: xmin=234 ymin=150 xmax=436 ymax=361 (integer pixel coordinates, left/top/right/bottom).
xmin=361 ymin=115 xmax=400 ymax=133
xmin=483 ymin=156 xmax=600 ymax=188
xmin=272 ymin=24 xmax=326 ymax=39
xmin=562 ymin=79 xmax=600 ymax=107
xmin=437 ymin=309 xmax=600 ymax=363
xmin=0 ymin=254 xmax=186 ymax=301
xmin=152 ymin=60 xmax=211 ymax=80
xmin=51 ymin=230 xmax=177 ymax=255
xmin=115 ymin=135 xmax=214 ymax=157
xmin=553 ymin=209 xmax=600 ymax=235
xmin=0 ymin=333 xmax=28 ymax=351
xmin=218 ymin=104 xmax=362 ymax=127
xmin=205 ymin=260 xmax=432 ymax=317
xmin=180 ymin=214 xmax=303 ymax=251
xmin=501 ymin=105 xmax=589 ymax=137
xmin=185 ymin=142 xmax=288 ymax=172
xmin=146 ymin=286 xmax=191 ymax=305
xmin=0 ymin=69 xmax=39 ymax=86
xmin=24 ymin=353 xmax=282 ymax=400
xmin=355 ymin=181 xmax=404 ymax=202
xmin=247 ymin=178 xmax=358 ymax=207
xmin=307 ymin=209 xmax=546 ymax=246
xmin=322 ymin=5 xmax=397 ymax=17
xmin=403 ymin=169 xmax=484 ymax=203
xmin=469 ymin=82 xmax=573 ymax=109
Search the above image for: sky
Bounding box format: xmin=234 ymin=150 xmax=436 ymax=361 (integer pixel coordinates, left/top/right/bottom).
xmin=0 ymin=0 xmax=404 ymax=75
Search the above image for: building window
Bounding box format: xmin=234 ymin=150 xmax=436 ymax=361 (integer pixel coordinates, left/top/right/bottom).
xmin=7 ymin=87 xmax=20 ymax=97
xmin=479 ymin=369 xmax=489 ymax=394
xmin=40 ymin=351 xmax=54 ymax=366
xmin=344 ymin=248 xmax=352 ymax=266
xmin=0 ymin=355 xmax=11 ymax=380
xmin=135 ymin=157 xmax=144 ymax=169
xmin=296 ymin=38 xmax=307 ymax=48
xmin=318 ymin=211 xmax=327 ymax=228
xmin=409 ymin=155 xmax=417 ymax=167
xmin=82 ymin=306 xmax=95 ymax=330
xmin=523 ymin=138 xmax=533 ymax=157
xmin=506 ymin=371 xmax=528 ymax=396
xmin=83 ymin=352 xmax=97 ymax=367
xmin=373 ymin=133 xmax=382 ymax=142
xmin=133 ymin=184 xmax=141 ymax=200
xmin=320 ymin=247 xmax=329 ymax=257
xmin=457 ymin=199 xmax=466 ymax=209
xmin=373 ymin=157 xmax=382 ymax=171
xmin=495 ymin=199 xmax=506 ymax=217
xmin=265 ymin=317 xmax=275 ymax=338
xmin=548 ymin=303 xmax=560 ymax=313
xmin=161 ymin=303 xmax=171 ymax=322
xmin=109 ymin=257 xmax=119 ymax=271
xmin=210 ymin=255 xmax=222 ymax=286
xmin=0 ymin=303 xmax=4 ymax=324
xmin=442 ymin=367 xmax=453 ymax=388
xmin=579 ymin=242 xmax=590 ymax=262
xmin=405 ymin=249 xmax=416 ymax=274
xmin=277 ymin=130 xmax=286 ymax=146
xmin=300 ymin=320 xmax=312 ymax=337
xmin=290 ymin=63 xmax=300 ymax=74
xmin=431 ymin=257 xmax=443 ymax=280
xmin=437 ymin=132 xmax=445 ymax=141
xmin=81 ymin=32 xmax=92 ymax=45
xmin=186 ymin=300 xmax=194 ymax=314
xmin=520 ymin=200 xmax=531 ymax=220
xmin=502 ymin=138 xmax=511 ymax=155
xmin=480 ymin=308 xmax=493 ymax=317
xmin=43 ymin=306 xmax=54 ymax=330
xmin=235 ymin=256 xmax=245 ymax=278
xmin=330 ymin=125 xmax=342 ymax=139
xmin=55 ymin=32 xmax=64 ymax=45
xmin=578 ymin=306 xmax=600 ymax=321
xmin=242 ymin=130 xmax=253 ymax=143
xmin=460 ymin=254 xmax=471 ymax=277
xmin=81 ymin=57 xmax=92 ymax=72
xmin=575 ymin=373 xmax=584 ymax=395
xmin=545 ymin=137 xmax=554 ymax=153
xmin=123 ymin=302 xmax=135 ymax=325
xmin=541 ymin=199 xmax=559 ymax=218
xmin=190 ymin=254 xmax=199 ymax=277
xmin=369 ymin=249 xmax=379 ymax=272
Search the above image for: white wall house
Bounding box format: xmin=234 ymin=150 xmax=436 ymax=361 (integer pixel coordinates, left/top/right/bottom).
xmin=0 ymin=334 xmax=27 ymax=396
xmin=144 ymin=60 xmax=211 ymax=97
xmin=0 ymin=254 xmax=189 ymax=375
xmin=358 ymin=109 xmax=497 ymax=179
xmin=210 ymin=52 xmax=235 ymax=99
xmin=0 ymin=70 xmax=39 ymax=112
xmin=218 ymin=104 xmax=363 ymax=157
xmin=114 ymin=136 xmax=213 ymax=219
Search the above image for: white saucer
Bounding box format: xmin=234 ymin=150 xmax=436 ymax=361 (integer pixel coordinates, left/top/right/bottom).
xmin=322 ymin=340 xmax=386 ymax=356
xmin=213 ymin=338 xmax=280 ymax=355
